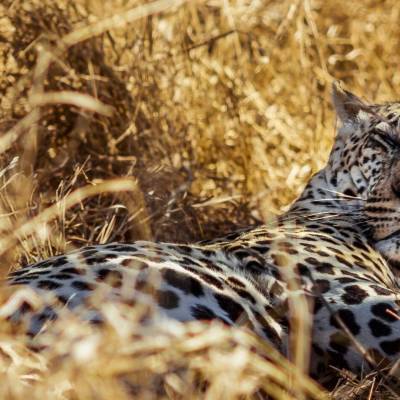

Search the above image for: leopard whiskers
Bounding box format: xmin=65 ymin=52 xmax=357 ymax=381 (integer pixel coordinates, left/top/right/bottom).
xmin=315 ymin=187 xmax=364 ymax=201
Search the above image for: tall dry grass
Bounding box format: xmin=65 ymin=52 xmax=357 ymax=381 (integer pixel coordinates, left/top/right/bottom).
xmin=1 ymin=0 xmax=400 ymax=398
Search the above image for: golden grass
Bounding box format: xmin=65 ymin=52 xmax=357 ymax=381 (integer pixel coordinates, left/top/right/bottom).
xmin=1 ymin=0 xmax=400 ymax=398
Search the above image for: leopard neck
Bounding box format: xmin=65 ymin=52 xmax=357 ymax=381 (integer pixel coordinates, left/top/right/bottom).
xmin=288 ymin=167 xmax=364 ymax=222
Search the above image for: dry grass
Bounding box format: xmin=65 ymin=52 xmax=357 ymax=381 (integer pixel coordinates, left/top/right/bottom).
xmin=0 ymin=0 xmax=400 ymax=398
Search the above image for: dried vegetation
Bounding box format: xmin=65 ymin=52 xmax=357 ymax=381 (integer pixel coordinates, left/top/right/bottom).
xmin=0 ymin=0 xmax=400 ymax=398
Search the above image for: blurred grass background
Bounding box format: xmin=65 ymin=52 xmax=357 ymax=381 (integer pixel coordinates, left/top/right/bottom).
xmin=0 ymin=0 xmax=399 ymax=398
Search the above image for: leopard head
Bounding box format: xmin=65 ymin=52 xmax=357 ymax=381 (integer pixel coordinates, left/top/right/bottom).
xmin=328 ymin=82 xmax=400 ymax=271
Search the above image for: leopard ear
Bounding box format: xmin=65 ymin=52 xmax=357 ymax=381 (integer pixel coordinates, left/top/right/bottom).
xmin=332 ymin=81 xmax=366 ymax=125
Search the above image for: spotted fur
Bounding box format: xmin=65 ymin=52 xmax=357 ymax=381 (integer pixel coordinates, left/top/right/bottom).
xmin=7 ymin=83 xmax=400 ymax=376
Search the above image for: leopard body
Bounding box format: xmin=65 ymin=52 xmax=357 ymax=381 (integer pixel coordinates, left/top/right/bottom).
xmin=7 ymin=83 xmax=400 ymax=376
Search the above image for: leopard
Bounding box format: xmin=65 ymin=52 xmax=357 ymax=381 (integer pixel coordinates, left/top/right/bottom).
xmin=5 ymin=82 xmax=400 ymax=378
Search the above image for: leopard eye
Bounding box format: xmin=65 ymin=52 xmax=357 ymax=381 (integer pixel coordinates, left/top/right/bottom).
xmin=372 ymin=129 xmax=400 ymax=148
